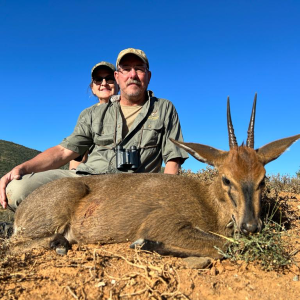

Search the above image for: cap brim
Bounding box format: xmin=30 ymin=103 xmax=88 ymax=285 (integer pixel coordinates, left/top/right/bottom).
xmin=91 ymin=65 xmax=115 ymax=78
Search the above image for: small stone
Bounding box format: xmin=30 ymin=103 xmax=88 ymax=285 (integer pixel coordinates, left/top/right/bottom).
xmin=293 ymin=275 xmax=299 ymax=282
xmin=183 ymin=257 xmax=212 ymax=269
xmin=95 ymin=282 xmax=106 ymax=287
xmin=217 ymin=264 xmax=225 ymax=274
xmin=210 ymin=266 xmax=217 ymax=276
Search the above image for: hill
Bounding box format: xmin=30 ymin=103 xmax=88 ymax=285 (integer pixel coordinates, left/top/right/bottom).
xmin=0 ymin=140 xmax=41 ymax=178
xmin=0 ymin=140 xmax=71 ymax=178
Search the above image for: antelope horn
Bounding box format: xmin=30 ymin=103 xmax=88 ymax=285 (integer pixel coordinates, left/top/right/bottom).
xmin=246 ymin=93 xmax=257 ymax=148
xmin=227 ymin=96 xmax=238 ymax=148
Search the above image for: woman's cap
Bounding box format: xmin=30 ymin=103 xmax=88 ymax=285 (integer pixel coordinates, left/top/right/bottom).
xmin=91 ymin=61 xmax=116 ymax=78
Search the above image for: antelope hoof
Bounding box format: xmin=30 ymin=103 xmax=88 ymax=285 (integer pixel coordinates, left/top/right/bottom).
xmin=50 ymin=234 xmax=71 ymax=256
xmin=130 ymin=238 xmax=163 ymax=251
xmin=0 ymin=222 xmax=14 ymax=239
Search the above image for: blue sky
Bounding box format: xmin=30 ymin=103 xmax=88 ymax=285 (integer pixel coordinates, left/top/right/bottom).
xmin=1 ymin=0 xmax=299 ymax=176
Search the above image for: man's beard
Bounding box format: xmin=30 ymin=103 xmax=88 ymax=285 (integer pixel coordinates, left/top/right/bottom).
xmin=124 ymin=80 xmax=145 ymax=101
xmin=126 ymin=89 xmax=142 ymax=99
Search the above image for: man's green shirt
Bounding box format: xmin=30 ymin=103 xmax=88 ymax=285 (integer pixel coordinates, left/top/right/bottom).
xmin=60 ymin=91 xmax=188 ymax=174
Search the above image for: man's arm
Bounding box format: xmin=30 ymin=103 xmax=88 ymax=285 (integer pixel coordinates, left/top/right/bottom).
xmin=161 ymin=102 xmax=189 ymax=172
xmin=164 ymin=158 xmax=181 ymax=175
xmin=0 ymin=145 xmax=78 ymax=209
xmin=69 ymin=150 xmax=89 ymax=170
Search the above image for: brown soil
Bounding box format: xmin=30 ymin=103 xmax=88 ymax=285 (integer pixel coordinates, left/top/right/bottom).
xmin=1 ymin=192 xmax=300 ymax=300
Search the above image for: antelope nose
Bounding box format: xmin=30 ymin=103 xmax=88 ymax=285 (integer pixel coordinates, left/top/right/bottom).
xmin=241 ymin=222 xmax=258 ymax=235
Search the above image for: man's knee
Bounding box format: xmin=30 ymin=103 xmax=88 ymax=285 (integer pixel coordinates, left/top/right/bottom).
xmin=6 ymin=176 xmax=33 ymax=210
xmin=6 ymin=170 xmax=80 ymax=210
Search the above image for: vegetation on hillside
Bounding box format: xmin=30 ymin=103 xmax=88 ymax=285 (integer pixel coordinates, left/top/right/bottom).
xmin=0 ymin=140 xmax=41 ymax=178
xmin=0 ymin=140 xmax=69 ymax=178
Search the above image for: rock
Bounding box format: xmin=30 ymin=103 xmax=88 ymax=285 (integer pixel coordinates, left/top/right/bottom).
xmin=183 ymin=257 xmax=212 ymax=269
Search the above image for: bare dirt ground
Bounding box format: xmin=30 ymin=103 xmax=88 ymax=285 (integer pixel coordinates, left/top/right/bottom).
xmin=1 ymin=191 xmax=300 ymax=300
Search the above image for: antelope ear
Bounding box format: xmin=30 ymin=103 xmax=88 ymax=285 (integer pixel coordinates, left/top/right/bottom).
xmin=170 ymin=138 xmax=227 ymax=166
xmin=256 ymin=134 xmax=300 ymax=165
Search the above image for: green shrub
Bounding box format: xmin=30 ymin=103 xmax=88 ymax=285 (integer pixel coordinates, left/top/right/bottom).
xmin=216 ymin=217 xmax=293 ymax=271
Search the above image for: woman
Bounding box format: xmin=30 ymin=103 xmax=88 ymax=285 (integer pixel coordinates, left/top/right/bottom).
xmin=69 ymin=61 xmax=119 ymax=169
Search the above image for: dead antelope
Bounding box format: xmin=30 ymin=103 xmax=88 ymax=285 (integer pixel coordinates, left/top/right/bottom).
xmin=11 ymin=94 xmax=300 ymax=259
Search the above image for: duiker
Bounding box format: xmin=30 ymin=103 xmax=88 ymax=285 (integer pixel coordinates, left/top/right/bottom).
xmin=11 ymin=95 xmax=300 ymax=258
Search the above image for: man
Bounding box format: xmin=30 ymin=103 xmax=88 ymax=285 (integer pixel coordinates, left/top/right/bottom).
xmin=0 ymin=48 xmax=188 ymax=211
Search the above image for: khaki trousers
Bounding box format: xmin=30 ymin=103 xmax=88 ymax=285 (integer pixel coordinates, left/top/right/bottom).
xmin=6 ymin=169 xmax=82 ymax=211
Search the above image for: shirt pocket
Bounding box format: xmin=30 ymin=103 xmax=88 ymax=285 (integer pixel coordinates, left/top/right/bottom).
xmin=93 ymin=123 xmax=115 ymax=147
xmin=140 ymin=121 xmax=163 ymax=148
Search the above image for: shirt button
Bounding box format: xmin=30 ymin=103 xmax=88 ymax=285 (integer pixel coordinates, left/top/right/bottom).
xmin=118 ymin=125 xmax=121 ymax=128
xmin=148 ymin=125 xmax=151 ymax=128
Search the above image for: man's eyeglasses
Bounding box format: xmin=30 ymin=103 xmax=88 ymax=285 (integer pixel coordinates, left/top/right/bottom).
xmin=118 ymin=66 xmax=148 ymax=75
xmin=93 ymin=76 xmax=115 ymax=85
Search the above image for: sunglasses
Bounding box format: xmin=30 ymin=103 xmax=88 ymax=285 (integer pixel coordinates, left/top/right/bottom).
xmin=93 ymin=76 xmax=115 ymax=85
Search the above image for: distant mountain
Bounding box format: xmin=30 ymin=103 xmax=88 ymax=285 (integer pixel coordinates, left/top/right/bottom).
xmin=0 ymin=140 xmax=41 ymax=178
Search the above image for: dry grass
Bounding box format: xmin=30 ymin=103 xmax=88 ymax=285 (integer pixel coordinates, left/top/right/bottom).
xmin=91 ymin=246 xmax=189 ymax=299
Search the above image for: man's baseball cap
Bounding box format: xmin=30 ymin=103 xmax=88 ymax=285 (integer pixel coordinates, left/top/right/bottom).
xmin=116 ymin=48 xmax=149 ymax=69
xmin=91 ymin=61 xmax=116 ymax=78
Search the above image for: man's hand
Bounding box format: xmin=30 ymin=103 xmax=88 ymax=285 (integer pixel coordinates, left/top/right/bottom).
xmin=0 ymin=168 xmax=23 ymax=209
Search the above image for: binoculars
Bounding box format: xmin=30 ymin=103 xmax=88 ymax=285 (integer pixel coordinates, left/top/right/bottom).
xmin=116 ymin=145 xmax=139 ymax=171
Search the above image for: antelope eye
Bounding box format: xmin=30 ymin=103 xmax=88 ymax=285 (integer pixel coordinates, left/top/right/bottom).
xmin=222 ymin=176 xmax=231 ymax=186
xmin=258 ymin=178 xmax=265 ymax=189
